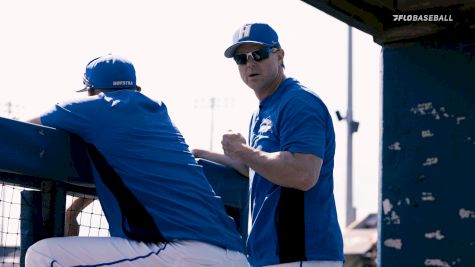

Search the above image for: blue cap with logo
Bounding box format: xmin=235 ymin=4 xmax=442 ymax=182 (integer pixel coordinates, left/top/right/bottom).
xmin=224 ymin=23 xmax=280 ymax=58
xmin=78 ymin=54 xmax=136 ymax=92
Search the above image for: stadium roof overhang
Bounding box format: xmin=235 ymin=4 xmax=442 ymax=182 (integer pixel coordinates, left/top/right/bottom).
xmin=300 ymin=0 xmax=475 ymax=45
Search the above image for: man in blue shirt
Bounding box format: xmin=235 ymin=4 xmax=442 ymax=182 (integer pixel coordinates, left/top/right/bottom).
xmin=193 ymin=23 xmax=344 ymax=267
xmin=25 ymin=54 xmax=249 ymax=267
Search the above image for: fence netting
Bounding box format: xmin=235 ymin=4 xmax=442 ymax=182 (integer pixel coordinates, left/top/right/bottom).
xmin=0 ymin=183 xmax=108 ymax=266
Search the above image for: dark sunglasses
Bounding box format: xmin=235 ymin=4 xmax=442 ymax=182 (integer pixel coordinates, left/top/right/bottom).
xmin=233 ymin=47 xmax=276 ymax=65
xmin=83 ymin=75 xmax=93 ymax=88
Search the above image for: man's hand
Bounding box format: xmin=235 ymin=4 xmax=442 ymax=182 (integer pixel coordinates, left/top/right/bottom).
xmin=191 ymin=148 xmax=207 ymax=159
xmin=191 ymin=146 xmax=249 ymax=177
xmin=221 ymin=131 xmax=247 ymax=160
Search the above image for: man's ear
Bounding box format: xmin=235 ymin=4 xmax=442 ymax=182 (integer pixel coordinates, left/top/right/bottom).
xmin=278 ymin=49 xmax=285 ymax=61
xmin=135 ymin=86 xmax=142 ymax=92
xmin=277 ymin=49 xmax=285 ymax=68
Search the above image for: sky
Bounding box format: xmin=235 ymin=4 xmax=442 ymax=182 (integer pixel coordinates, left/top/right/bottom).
xmin=0 ymin=0 xmax=381 ymax=230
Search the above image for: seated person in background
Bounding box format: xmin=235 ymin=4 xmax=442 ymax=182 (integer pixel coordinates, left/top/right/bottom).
xmin=25 ymin=54 xmax=248 ymax=267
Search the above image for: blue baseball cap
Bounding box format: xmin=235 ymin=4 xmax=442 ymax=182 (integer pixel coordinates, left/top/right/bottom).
xmin=224 ymin=23 xmax=281 ymax=58
xmin=77 ymin=54 xmax=137 ymax=92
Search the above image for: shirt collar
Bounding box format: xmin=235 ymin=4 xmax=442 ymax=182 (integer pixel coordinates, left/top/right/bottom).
xmin=259 ymin=78 xmax=294 ymax=109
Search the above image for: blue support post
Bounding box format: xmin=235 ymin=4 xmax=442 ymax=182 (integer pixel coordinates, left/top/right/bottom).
xmin=379 ymin=42 xmax=475 ymax=266
xmin=20 ymin=190 xmax=42 ymax=267
xmin=19 ymin=182 xmax=65 ymax=267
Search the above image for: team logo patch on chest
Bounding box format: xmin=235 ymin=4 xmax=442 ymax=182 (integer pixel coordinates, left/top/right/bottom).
xmin=258 ymin=118 xmax=273 ymax=133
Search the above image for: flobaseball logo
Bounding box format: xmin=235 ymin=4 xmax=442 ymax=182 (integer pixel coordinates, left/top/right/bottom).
xmin=393 ymin=15 xmax=453 ymax=22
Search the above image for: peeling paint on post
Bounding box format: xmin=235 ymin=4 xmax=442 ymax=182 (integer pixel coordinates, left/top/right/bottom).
xmin=424 ymin=230 xmax=445 ymax=240
xmin=384 ymin=239 xmax=402 ymax=250
xmin=424 ymin=259 xmax=451 ymax=267
xmin=459 ymin=209 xmax=475 ymax=219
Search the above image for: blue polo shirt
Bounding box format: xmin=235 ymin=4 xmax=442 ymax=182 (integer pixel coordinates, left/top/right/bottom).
xmin=41 ymin=90 xmax=244 ymax=252
xmin=247 ymin=78 xmax=344 ymax=266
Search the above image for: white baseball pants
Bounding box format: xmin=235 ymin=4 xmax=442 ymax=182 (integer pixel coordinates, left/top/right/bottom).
xmin=25 ymin=237 xmax=249 ymax=267
xmin=264 ymin=261 xmax=343 ymax=267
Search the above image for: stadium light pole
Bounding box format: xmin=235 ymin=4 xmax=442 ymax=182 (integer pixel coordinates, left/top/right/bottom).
xmin=194 ymin=97 xmax=233 ymax=151
xmin=209 ymin=97 xmax=216 ymax=151
xmin=336 ymin=26 xmax=359 ymax=227
xmin=346 ymin=26 xmax=357 ymax=227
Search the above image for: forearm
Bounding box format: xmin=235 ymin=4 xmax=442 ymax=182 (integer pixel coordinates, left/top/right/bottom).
xmin=193 ymin=149 xmax=249 ymax=177
xmin=64 ymin=197 xmax=94 ymax=236
xmin=27 ymin=117 xmax=42 ymax=125
xmin=67 ymin=197 xmax=94 ymax=216
xmin=236 ymin=145 xmax=320 ymax=191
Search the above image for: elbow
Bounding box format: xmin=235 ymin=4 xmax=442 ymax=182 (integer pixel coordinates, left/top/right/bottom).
xmin=297 ymin=171 xmax=319 ymax=191
xmin=287 ymin=153 xmax=323 ymax=191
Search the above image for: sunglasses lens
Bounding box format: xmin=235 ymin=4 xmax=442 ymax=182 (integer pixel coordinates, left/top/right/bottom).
xmin=252 ymin=48 xmax=270 ymax=62
xmin=233 ymin=54 xmax=248 ymax=65
xmin=233 ymin=48 xmax=273 ymax=65
xmin=83 ymin=76 xmax=90 ymax=87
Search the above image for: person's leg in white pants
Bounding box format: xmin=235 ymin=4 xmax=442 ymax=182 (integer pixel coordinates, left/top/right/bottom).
xmin=264 ymin=261 xmax=343 ymax=267
xmin=26 ymin=237 xmax=249 ymax=267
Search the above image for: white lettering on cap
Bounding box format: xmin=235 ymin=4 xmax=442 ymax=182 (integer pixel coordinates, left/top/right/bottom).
xmin=113 ymin=81 xmax=134 ymax=86
xmin=238 ymin=24 xmax=252 ymax=39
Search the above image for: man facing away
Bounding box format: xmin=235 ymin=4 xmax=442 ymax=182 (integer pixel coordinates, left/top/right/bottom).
xmin=193 ymin=23 xmax=344 ymax=267
xmin=25 ymin=54 xmax=249 ymax=267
